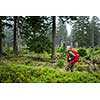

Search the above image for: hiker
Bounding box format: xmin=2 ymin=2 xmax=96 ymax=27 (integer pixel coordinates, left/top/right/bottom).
xmin=65 ymin=46 xmax=80 ymax=72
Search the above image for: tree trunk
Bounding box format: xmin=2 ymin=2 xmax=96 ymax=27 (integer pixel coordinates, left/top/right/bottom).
xmin=0 ymin=36 xmax=2 ymax=55
xmin=17 ymin=17 xmax=22 ymax=52
xmin=51 ymin=16 xmax=56 ymax=60
xmin=0 ymin=18 xmax=2 ymax=55
xmin=13 ymin=16 xmax=18 ymax=54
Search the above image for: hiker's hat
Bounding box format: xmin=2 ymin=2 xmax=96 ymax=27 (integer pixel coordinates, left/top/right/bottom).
xmin=67 ymin=46 xmax=72 ymax=49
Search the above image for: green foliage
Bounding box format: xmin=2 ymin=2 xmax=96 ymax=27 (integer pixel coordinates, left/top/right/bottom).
xmin=83 ymin=55 xmax=90 ymax=60
xmin=28 ymin=35 xmax=52 ymax=53
xmin=57 ymin=47 xmax=65 ymax=53
xmin=20 ymin=16 xmax=51 ymax=53
xmin=90 ymin=16 xmax=100 ymax=47
xmin=94 ymin=49 xmax=100 ymax=55
xmin=82 ymin=48 xmax=100 ymax=61
xmin=57 ymin=60 xmax=65 ymax=68
xmin=71 ymin=16 xmax=100 ymax=48
xmin=71 ymin=16 xmax=91 ymax=47
xmin=1 ymin=48 xmax=100 ymax=83
xmin=78 ymin=48 xmax=87 ymax=57
xmin=56 ymin=47 xmax=67 ymax=58
xmin=75 ymin=64 xmax=90 ymax=72
xmin=56 ymin=18 xmax=68 ymax=46
xmin=0 ymin=63 xmax=100 ymax=83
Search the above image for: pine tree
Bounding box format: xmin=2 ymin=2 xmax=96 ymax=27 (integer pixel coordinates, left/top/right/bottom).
xmin=51 ymin=16 xmax=56 ymax=60
xmin=90 ymin=16 xmax=100 ymax=47
xmin=20 ymin=16 xmax=51 ymax=53
xmin=71 ymin=16 xmax=90 ymax=47
xmin=0 ymin=17 xmax=9 ymax=55
xmin=13 ymin=16 xmax=18 ymax=54
xmin=51 ymin=16 xmax=77 ymax=60
xmin=57 ymin=18 xmax=68 ymax=47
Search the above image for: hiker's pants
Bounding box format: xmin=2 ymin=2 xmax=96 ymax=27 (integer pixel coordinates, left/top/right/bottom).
xmin=66 ymin=63 xmax=75 ymax=72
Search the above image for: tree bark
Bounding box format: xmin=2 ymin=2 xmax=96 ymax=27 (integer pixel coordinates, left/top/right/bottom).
xmin=13 ymin=16 xmax=18 ymax=54
xmin=0 ymin=18 xmax=2 ymax=55
xmin=0 ymin=35 xmax=2 ymax=55
xmin=51 ymin=16 xmax=56 ymax=60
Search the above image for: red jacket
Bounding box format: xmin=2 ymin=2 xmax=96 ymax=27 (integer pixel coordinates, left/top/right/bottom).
xmin=68 ymin=50 xmax=79 ymax=64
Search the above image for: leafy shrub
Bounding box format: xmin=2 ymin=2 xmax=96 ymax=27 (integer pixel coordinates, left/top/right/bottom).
xmin=75 ymin=64 xmax=90 ymax=72
xmin=57 ymin=47 xmax=65 ymax=53
xmin=0 ymin=64 xmax=100 ymax=83
xmin=78 ymin=48 xmax=87 ymax=57
xmin=21 ymin=50 xmax=29 ymax=54
xmin=94 ymin=49 xmax=100 ymax=55
xmin=57 ymin=60 xmax=65 ymax=68
xmin=83 ymin=55 xmax=91 ymax=60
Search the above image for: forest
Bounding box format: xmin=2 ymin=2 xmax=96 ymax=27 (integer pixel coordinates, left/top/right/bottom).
xmin=0 ymin=16 xmax=100 ymax=83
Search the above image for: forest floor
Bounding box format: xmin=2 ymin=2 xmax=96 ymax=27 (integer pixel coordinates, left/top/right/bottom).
xmin=0 ymin=50 xmax=100 ymax=83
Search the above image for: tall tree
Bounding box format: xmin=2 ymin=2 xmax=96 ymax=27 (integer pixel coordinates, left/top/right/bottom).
xmin=90 ymin=16 xmax=100 ymax=47
xmin=20 ymin=16 xmax=51 ymax=53
xmin=0 ymin=16 xmax=8 ymax=55
xmin=71 ymin=16 xmax=90 ymax=47
xmin=3 ymin=26 xmax=13 ymax=51
xmin=0 ymin=17 xmax=3 ymax=54
xmin=51 ymin=16 xmax=56 ymax=60
xmin=57 ymin=18 xmax=68 ymax=47
xmin=51 ymin=16 xmax=77 ymax=60
xmin=13 ymin=16 xmax=18 ymax=54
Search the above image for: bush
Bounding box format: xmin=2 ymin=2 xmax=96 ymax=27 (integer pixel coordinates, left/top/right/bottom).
xmin=57 ymin=47 xmax=65 ymax=53
xmin=83 ymin=55 xmax=91 ymax=60
xmin=0 ymin=64 xmax=100 ymax=83
xmin=21 ymin=50 xmax=29 ymax=54
xmin=57 ymin=60 xmax=65 ymax=68
xmin=78 ymin=48 xmax=87 ymax=57
xmin=75 ymin=64 xmax=90 ymax=72
xmin=94 ymin=49 xmax=100 ymax=55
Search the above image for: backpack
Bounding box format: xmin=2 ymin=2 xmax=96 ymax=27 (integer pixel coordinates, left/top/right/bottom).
xmin=68 ymin=50 xmax=80 ymax=62
xmin=72 ymin=50 xmax=80 ymax=62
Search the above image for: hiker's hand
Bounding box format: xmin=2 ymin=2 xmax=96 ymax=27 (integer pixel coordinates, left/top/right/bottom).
xmin=69 ymin=58 xmax=71 ymax=60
